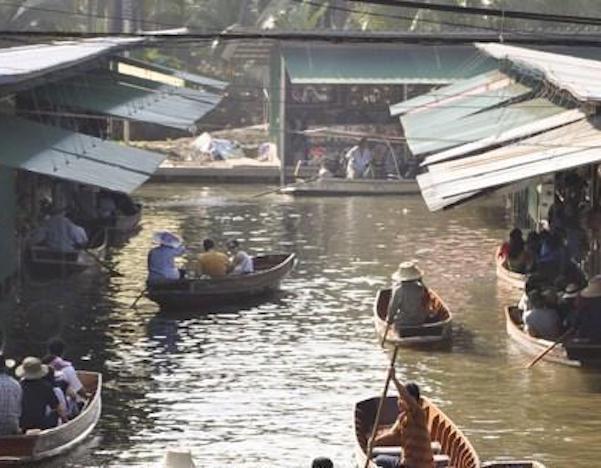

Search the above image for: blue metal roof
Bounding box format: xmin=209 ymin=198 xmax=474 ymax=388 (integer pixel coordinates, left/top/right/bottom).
xmin=0 ymin=115 xmax=165 ymax=193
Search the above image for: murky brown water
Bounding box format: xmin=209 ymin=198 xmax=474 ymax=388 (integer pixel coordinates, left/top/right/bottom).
xmin=2 ymin=183 xmax=601 ymax=468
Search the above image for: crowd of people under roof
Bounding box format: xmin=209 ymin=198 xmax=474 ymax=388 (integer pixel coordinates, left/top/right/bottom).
xmin=0 ymin=339 xmax=89 ymax=436
xmin=147 ymin=232 xmax=254 ymax=283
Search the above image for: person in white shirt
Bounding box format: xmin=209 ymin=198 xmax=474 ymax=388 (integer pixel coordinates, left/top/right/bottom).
xmin=344 ymin=138 xmax=372 ymax=179
xmin=31 ymin=205 xmax=88 ymax=253
xmin=226 ymin=239 xmax=253 ymax=275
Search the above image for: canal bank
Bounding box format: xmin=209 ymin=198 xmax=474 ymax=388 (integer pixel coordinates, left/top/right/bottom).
xmin=3 ymin=183 xmax=601 ymax=467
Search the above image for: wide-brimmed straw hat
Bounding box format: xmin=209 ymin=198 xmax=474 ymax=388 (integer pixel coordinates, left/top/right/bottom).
xmin=561 ymin=283 xmax=581 ymax=299
xmin=15 ymin=356 xmax=48 ymax=380
xmin=392 ymin=261 xmax=423 ymax=282
xmin=581 ymin=278 xmax=601 ymax=299
xmin=152 ymin=231 xmax=182 ymax=249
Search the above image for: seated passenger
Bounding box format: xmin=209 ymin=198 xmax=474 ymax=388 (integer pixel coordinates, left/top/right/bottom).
xmin=575 ymin=278 xmax=601 ymax=342
xmin=44 ymin=367 xmax=69 ymax=425
xmin=17 ymin=357 xmax=61 ymax=431
xmin=523 ymin=291 xmax=562 ymax=340
xmin=373 ymin=369 xmax=434 ymax=468
xmin=195 ymin=239 xmax=230 ymax=278
xmin=498 ymin=228 xmax=522 ymax=260
xmin=43 ymin=339 xmax=86 ymax=416
xmin=387 ymin=262 xmax=430 ymax=330
xmin=147 ymin=232 xmax=185 ymax=283
xmin=31 ymin=204 xmax=88 ymax=253
xmin=226 ymin=239 xmax=253 ymax=275
xmin=0 ymin=355 xmax=21 ymax=435
xmin=345 ymin=138 xmax=372 ymax=179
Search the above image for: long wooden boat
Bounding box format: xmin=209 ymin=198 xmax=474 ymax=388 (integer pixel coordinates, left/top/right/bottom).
xmin=373 ymin=288 xmax=452 ymax=346
xmin=482 ymin=462 xmax=546 ymax=468
xmin=354 ymin=395 xmax=480 ymax=468
xmin=505 ymin=306 xmax=601 ymax=368
xmin=279 ymin=177 xmax=419 ymax=196
xmin=24 ymin=230 xmax=108 ymax=280
xmin=495 ymin=248 xmax=527 ymax=290
xmin=0 ymin=371 xmax=102 ymax=465
xmin=147 ymin=253 xmax=296 ymax=310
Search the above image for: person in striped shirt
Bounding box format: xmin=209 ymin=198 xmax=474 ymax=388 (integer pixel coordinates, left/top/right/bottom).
xmin=373 ymin=369 xmax=434 ymax=468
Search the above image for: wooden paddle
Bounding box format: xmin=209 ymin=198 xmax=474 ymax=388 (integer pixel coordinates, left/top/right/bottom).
xmin=525 ymin=328 xmax=574 ymax=369
xmin=130 ymin=288 xmax=147 ymax=308
xmin=83 ymin=248 xmax=124 ymax=277
xmin=364 ymin=345 xmax=400 ymax=468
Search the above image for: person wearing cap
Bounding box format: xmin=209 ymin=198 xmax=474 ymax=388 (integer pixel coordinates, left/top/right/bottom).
xmin=194 ymin=239 xmax=230 ymax=278
xmin=17 ymin=356 xmax=64 ymax=431
xmin=575 ymin=277 xmax=601 ymax=342
xmin=373 ymin=369 xmax=434 ymax=468
xmin=0 ymin=355 xmax=21 ymax=435
xmin=387 ymin=261 xmax=430 ymax=329
xmin=147 ymin=232 xmax=186 ymax=283
xmin=226 ymin=239 xmax=253 ymax=275
xmin=30 ymin=204 xmax=88 ymax=253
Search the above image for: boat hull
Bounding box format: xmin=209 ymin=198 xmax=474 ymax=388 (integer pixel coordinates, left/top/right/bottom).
xmin=505 ymin=306 xmax=601 ymax=368
xmin=147 ymin=253 xmax=296 ymax=311
xmin=0 ymin=372 xmax=101 ymax=464
xmin=495 ymin=248 xmax=527 ymax=290
xmin=373 ymin=289 xmax=452 ymax=347
xmin=354 ymin=396 xmax=480 ymax=468
xmin=280 ymin=178 xmax=419 ymax=196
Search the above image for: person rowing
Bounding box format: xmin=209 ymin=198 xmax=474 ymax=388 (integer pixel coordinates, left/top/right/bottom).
xmin=387 ymin=261 xmax=432 ymax=331
xmin=147 ymin=232 xmax=185 ymax=283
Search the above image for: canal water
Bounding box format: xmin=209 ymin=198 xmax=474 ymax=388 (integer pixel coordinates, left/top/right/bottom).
xmin=2 ymin=183 xmax=601 ymax=468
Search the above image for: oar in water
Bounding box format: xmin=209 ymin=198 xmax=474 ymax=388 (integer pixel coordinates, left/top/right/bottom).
xmin=251 ymin=176 xmax=320 ymax=198
xmin=130 ymin=288 xmax=148 ymax=309
xmin=525 ymin=328 xmax=574 ymax=369
xmin=83 ymin=248 xmax=124 ymax=277
xmin=364 ymin=345 xmax=400 ymax=468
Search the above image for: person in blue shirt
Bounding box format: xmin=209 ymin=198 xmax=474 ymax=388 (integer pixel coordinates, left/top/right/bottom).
xmin=147 ymin=232 xmax=185 ymax=283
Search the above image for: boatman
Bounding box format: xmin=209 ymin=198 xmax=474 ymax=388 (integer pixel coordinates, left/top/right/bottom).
xmin=373 ymin=369 xmax=434 ymax=468
xmin=345 ymin=138 xmax=372 ymax=179
xmin=31 ymin=204 xmax=88 ymax=253
xmin=147 ymin=232 xmax=185 ymax=283
xmin=387 ymin=261 xmax=430 ymax=331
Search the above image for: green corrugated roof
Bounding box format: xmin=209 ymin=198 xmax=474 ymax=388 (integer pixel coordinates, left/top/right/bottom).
xmin=0 ymin=115 xmax=165 ymax=193
xmin=404 ymin=98 xmax=565 ymax=156
xmin=29 ymin=73 xmax=222 ymax=131
xmin=283 ymin=45 xmax=495 ymax=85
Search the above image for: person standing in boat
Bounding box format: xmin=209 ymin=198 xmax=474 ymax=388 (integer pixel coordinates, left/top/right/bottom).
xmin=226 ymin=239 xmax=253 ymax=275
xmin=0 ymin=355 xmax=21 ymax=435
xmin=30 ymin=204 xmax=88 ymax=253
xmin=147 ymin=232 xmax=186 ymax=283
xmin=373 ymin=369 xmax=435 ymax=468
xmin=194 ymin=239 xmax=230 ymax=278
xmin=387 ymin=261 xmax=430 ymax=330
xmin=345 ymin=137 xmax=372 ymax=179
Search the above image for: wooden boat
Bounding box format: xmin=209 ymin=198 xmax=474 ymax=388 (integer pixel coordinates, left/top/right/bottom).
xmin=482 ymin=462 xmax=546 ymax=468
xmin=279 ymin=177 xmax=419 ymax=196
xmin=24 ymin=230 xmax=108 ymax=280
xmin=0 ymin=371 xmax=101 ymax=464
xmin=147 ymin=253 xmax=296 ymax=310
xmin=354 ymin=395 xmax=480 ymax=468
xmin=495 ymin=247 xmax=527 ymax=290
xmin=505 ymin=306 xmax=601 ymax=368
xmin=373 ymin=288 xmax=452 ymax=346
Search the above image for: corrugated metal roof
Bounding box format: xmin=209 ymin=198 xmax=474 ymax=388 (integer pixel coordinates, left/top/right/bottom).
xmin=283 ymin=45 xmax=495 ymax=85
xmin=476 ymin=43 xmax=601 ymax=103
xmin=28 ymin=73 xmax=222 ymax=131
xmin=422 ymin=108 xmax=586 ymax=166
xmin=0 ymin=38 xmax=143 ymax=86
xmin=417 ymin=117 xmax=601 ymax=211
xmin=0 ymin=115 xmax=165 ymax=193
xmin=403 ymin=97 xmax=565 ymax=156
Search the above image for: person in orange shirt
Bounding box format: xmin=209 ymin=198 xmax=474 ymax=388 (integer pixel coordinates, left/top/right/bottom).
xmin=195 ymin=238 xmax=230 ymax=278
xmin=373 ymin=369 xmax=434 ymax=468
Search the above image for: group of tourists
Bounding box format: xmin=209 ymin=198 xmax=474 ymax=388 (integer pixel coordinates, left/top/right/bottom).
xmin=0 ymin=340 xmax=87 ymax=435
xmin=147 ymin=232 xmax=254 ymax=283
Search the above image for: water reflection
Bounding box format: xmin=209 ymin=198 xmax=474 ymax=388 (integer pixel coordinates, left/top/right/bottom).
xmin=1 ymin=184 xmax=601 ymax=467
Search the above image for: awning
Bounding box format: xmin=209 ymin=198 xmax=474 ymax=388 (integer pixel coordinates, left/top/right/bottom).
xmin=114 ymin=56 xmax=228 ymax=90
xmin=283 ymin=45 xmax=495 ymax=85
xmin=0 ymin=115 xmax=165 ymax=193
xmin=476 ymin=43 xmax=601 ymax=103
xmin=403 ymin=97 xmax=567 ymax=156
xmin=27 ymin=72 xmax=223 ymax=131
xmin=417 ymin=117 xmax=601 ymax=211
